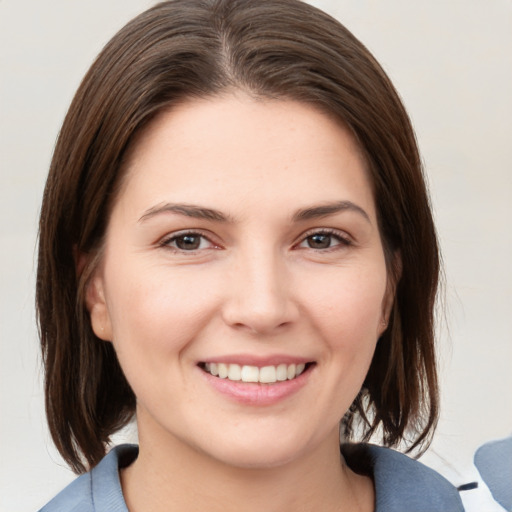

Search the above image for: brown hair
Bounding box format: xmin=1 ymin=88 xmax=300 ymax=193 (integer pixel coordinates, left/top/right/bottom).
xmin=37 ymin=0 xmax=439 ymax=473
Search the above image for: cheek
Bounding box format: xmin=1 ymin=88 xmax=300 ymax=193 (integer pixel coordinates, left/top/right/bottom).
xmin=311 ymin=264 xmax=388 ymax=334
xmin=304 ymin=262 xmax=388 ymax=382
xmin=289 ymin=264 xmax=388 ymax=428
xmin=102 ymin=263 xmax=225 ymax=417
xmin=103 ymin=261 xmax=220 ymax=372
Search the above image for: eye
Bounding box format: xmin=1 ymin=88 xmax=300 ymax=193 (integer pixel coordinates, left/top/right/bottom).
xmin=160 ymin=231 xmax=217 ymax=252
xmin=297 ymin=230 xmax=351 ymax=250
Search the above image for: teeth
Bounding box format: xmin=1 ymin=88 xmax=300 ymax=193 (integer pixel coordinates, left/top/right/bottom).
xmin=276 ymin=364 xmax=287 ymax=381
xmin=218 ymin=363 xmax=228 ymax=379
xmin=204 ymin=362 xmax=308 ymax=383
xmin=259 ymin=366 xmax=276 ymax=383
xmin=241 ymin=365 xmax=259 ymax=382
xmin=227 ymin=364 xmax=241 ymax=381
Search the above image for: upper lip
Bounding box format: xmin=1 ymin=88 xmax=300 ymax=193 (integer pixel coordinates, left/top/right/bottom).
xmin=198 ymin=354 xmax=314 ymax=367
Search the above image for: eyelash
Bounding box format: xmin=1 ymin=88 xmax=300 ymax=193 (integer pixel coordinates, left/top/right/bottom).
xmin=295 ymin=228 xmax=352 ymax=251
xmin=159 ymin=231 xmax=219 ymax=252
xmin=159 ymin=228 xmax=352 ymax=254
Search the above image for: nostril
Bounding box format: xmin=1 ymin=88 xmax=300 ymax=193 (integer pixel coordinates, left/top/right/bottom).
xmin=221 ymin=279 xmax=300 ymax=334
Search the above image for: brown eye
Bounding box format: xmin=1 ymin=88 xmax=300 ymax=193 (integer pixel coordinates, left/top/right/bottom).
xmin=163 ymin=232 xmax=213 ymax=251
xmin=306 ymin=233 xmax=333 ymax=249
xmin=174 ymin=234 xmax=202 ymax=250
xmin=297 ymin=230 xmax=351 ymax=251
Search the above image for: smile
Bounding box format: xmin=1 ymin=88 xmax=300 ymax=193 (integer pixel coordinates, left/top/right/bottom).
xmin=202 ymin=362 xmax=309 ymax=384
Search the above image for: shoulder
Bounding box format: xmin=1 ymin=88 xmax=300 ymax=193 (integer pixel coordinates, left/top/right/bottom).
xmin=474 ymin=435 xmax=512 ymax=511
xmin=38 ymin=444 xmax=138 ymax=512
xmin=37 ymin=471 xmax=93 ymax=512
xmin=342 ymin=443 xmax=465 ymax=512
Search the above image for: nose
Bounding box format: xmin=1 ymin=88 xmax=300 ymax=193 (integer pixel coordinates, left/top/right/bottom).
xmin=221 ymin=247 xmax=300 ymax=335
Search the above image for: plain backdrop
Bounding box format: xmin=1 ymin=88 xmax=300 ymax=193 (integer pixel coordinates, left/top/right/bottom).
xmin=1 ymin=1 xmax=511 ymax=510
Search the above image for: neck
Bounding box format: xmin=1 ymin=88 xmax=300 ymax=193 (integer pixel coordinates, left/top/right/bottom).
xmin=121 ymin=421 xmax=373 ymax=512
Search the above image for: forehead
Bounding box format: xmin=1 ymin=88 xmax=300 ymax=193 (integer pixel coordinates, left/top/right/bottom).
xmin=117 ymin=94 xmax=376 ymax=221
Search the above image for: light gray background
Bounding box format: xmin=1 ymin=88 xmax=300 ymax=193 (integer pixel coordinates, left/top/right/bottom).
xmin=1 ymin=1 xmax=511 ymax=510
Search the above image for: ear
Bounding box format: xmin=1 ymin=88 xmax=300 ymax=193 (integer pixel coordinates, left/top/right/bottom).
xmin=80 ymin=252 xmax=113 ymax=342
xmin=379 ymin=250 xmax=402 ymax=336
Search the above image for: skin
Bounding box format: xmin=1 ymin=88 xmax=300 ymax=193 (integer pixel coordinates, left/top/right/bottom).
xmin=86 ymin=93 xmax=394 ymax=511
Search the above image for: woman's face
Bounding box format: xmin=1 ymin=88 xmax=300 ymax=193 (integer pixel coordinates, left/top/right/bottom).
xmin=87 ymin=94 xmax=393 ymax=469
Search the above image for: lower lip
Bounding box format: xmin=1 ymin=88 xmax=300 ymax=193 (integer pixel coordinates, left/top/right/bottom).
xmin=199 ymin=365 xmax=313 ymax=406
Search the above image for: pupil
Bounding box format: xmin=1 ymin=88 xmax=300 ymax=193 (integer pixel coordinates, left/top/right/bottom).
xmin=308 ymin=234 xmax=330 ymax=249
xmin=177 ymin=235 xmax=200 ymax=250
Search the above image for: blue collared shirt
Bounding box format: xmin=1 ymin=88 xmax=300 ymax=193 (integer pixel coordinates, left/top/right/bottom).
xmin=39 ymin=444 xmax=464 ymax=511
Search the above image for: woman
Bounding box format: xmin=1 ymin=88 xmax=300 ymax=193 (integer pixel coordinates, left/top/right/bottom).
xmin=37 ymin=0 xmax=464 ymax=510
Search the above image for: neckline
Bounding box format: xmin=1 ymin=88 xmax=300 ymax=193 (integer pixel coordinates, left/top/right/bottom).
xmin=90 ymin=443 xmax=464 ymax=512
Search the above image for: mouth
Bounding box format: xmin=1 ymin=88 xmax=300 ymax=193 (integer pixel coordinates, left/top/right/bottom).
xmin=198 ymin=362 xmax=315 ymax=384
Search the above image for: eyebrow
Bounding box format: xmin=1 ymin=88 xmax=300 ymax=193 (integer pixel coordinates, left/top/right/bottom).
xmin=138 ymin=200 xmax=371 ymax=224
xmin=292 ymin=201 xmax=371 ymax=223
xmin=139 ymin=203 xmax=231 ymax=223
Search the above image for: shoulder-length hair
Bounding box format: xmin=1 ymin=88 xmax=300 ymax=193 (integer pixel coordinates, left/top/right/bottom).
xmin=37 ymin=0 xmax=439 ymax=473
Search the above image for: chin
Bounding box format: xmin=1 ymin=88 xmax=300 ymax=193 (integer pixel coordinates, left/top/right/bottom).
xmin=211 ymin=446 xmax=299 ymax=470
xmin=196 ymin=429 xmax=316 ymax=470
